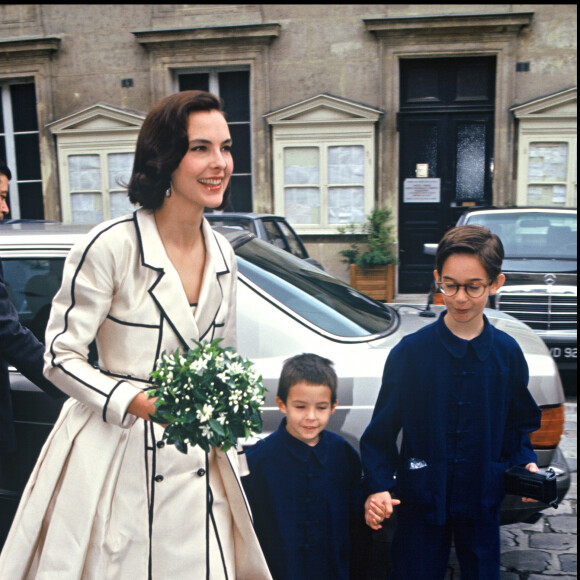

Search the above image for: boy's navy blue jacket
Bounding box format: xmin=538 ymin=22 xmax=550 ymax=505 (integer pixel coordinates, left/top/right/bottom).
xmin=0 ymin=261 xmax=63 ymax=452
xmin=361 ymin=312 xmax=541 ymax=525
xmin=242 ymin=418 xmax=364 ymax=580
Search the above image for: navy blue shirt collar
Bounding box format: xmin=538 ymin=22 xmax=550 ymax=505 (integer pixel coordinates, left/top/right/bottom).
xmin=277 ymin=418 xmax=330 ymax=465
xmin=435 ymin=310 xmax=494 ymax=361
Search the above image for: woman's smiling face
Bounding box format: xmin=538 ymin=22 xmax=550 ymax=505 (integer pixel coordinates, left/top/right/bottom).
xmin=169 ymin=109 xmax=233 ymax=211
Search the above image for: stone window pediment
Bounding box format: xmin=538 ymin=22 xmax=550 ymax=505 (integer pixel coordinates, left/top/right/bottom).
xmin=363 ymin=12 xmax=533 ymax=39
xmin=132 ymin=23 xmax=280 ymax=50
xmin=0 ymin=35 xmax=61 ymax=58
xmin=47 ymin=104 xmax=145 ymax=135
xmin=265 ymin=94 xmax=382 ymax=126
xmin=511 ymin=87 xmax=577 ymax=121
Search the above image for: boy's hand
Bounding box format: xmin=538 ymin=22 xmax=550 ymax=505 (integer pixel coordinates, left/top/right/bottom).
xmin=522 ymin=462 xmax=539 ymax=503
xmin=364 ymin=491 xmax=401 ymax=530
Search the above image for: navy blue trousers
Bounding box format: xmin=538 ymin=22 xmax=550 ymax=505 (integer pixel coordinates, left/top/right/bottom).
xmin=388 ymin=508 xmax=500 ymax=580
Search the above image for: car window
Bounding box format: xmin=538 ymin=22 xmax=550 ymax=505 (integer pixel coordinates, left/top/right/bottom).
xmin=262 ymin=220 xmax=288 ymax=251
xmin=2 ymin=258 xmax=64 ymax=343
xmin=272 ymin=220 xmax=308 ymax=259
xmin=235 ymin=238 xmax=395 ymax=338
xmin=3 ymin=256 xmax=99 ymax=365
xmin=465 ymin=212 xmax=577 ymax=259
xmin=206 ymin=217 xmax=257 ymax=235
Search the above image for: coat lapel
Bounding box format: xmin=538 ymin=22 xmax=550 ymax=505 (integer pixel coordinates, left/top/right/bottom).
xmin=135 ymin=210 xmax=198 ymax=350
xmin=134 ymin=210 xmax=229 ymax=350
xmin=195 ymin=218 xmax=230 ymax=341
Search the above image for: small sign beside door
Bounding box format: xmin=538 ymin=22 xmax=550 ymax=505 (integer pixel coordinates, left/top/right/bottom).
xmin=404 ymin=178 xmax=441 ymax=203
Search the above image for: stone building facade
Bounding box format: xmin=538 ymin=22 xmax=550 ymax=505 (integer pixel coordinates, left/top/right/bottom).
xmin=0 ymin=4 xmax=576 ymax=286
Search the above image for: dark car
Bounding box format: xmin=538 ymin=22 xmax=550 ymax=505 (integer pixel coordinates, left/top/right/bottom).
xmin=205 ymin=212 xmax=323 ymax=269
xmin=426 ymin=207 xmax=577 ymax=381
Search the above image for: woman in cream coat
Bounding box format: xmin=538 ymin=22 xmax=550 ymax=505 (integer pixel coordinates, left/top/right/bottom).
xmin=0 ymin=91 xmax=272 ymax=580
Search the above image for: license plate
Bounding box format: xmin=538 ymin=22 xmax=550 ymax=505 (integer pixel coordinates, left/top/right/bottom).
xmin=549 ymin=346 xmax=577 ymax=360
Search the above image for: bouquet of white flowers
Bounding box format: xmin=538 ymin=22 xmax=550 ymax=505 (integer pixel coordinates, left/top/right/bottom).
xmin=148 ymin=338 xmax=267 ymax=454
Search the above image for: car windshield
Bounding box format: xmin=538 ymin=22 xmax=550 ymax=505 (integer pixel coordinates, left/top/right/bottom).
xmin=234 ymin=237 xmax=396 ymax=338
xmin=465 ymin=212 xmax=577 ymax=259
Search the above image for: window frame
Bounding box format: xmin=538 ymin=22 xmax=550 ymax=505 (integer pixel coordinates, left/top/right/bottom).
xmin=175 ymin=67 xmax=253 ymax=210
xmin=63 ymin=149 xmax=137 ymax=224
xmin=47 ymin=104 xmax=144 ymax=224
xmin=266 ymin=95 xmax=381 ymax=235
xmin=512 ymin=88 xmax=577 ymax=208
xmin=517 ymin=136 xmax=577 ymax=207
xmin=273 ymin=138 xmax=373 ymax=232
xmin=0 ymin=79 xmax=42 ymax=219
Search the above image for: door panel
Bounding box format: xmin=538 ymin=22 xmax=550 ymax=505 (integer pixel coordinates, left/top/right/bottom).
xmin=398 ymin=113 xmax=494 ymax=292
xmin=398 ymin=57 xmax=496 ymax=293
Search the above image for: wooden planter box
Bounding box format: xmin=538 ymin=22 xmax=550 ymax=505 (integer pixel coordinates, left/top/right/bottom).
xmin=350 ymin=264 xmax=395 ymax=302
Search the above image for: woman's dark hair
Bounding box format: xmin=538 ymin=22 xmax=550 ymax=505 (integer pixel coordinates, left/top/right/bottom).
xmin=0 ymin=161 xmax=12 ymax=181
xmin=128 ymin=90 xmax=231 ymax=210
xmin=277 ymin=353 xmax=338 ymax=405
xmin=435 ymin=224 xmax=504 ymax=282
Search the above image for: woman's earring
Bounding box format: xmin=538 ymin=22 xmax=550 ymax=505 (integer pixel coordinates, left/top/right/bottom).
xmin=165 ymin=187 xmax=171 ymax=198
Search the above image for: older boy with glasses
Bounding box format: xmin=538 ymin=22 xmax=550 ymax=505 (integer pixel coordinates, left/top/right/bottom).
xmin=361 ymin=224 xmax=541 ymax=579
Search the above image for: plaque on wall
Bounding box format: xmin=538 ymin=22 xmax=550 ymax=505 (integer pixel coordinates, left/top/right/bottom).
xmin=404 ymin=178 xmax=441 ymax=203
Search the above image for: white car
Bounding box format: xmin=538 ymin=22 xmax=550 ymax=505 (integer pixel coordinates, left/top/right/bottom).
xmin=0 ymin=219 xmax=570 ymax=549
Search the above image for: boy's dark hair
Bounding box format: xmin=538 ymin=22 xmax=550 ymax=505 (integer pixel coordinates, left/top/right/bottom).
xmin=277 ymin=353 xmax=338 ymax=405
xmin=127 ymin=90 xmax=231 ymax=211
xmin=436 ymin=224 xmax=504 ymax=282
xmin=0 ymin=161 xmax=12 ymax=180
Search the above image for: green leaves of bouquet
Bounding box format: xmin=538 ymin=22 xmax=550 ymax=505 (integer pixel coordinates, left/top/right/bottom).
xmin=148 ymin=338 xmax=267 ymax=454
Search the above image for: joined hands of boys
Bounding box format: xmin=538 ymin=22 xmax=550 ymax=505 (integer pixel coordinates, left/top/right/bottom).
xmin=364 ymin=462 xmax=539 ymax=530
xmin=365 ymin=491 xmax=401 ymax=531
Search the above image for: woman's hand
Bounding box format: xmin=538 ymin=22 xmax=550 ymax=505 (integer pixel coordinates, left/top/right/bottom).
xmin=128 ymin=391 xmax=158 ymax=421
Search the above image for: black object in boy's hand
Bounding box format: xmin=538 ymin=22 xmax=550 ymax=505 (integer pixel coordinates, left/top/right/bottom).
xmin=505 ymin=466 xmax=559 ymax=508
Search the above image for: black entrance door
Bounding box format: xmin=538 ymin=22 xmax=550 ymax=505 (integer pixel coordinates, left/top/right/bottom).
xmin=398 ymin=57 xmax=496 ymax=293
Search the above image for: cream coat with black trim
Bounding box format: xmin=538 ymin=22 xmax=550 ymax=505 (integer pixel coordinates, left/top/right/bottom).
xmin=0 ymin=209 xmax=272 ymax=580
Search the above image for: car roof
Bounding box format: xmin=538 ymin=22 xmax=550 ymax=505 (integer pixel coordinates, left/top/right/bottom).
xmin=462 ymin=206 xmax=576 ymax=216
xmin=210 ymin=225 xmax=256 ymax=248
xmin=0 ymin=219 xmax=255 ymax=251
xmin=0 ymin=221 xmax=93 ymax=247
xmin=205 ymin=212 xmax=284 ymax=220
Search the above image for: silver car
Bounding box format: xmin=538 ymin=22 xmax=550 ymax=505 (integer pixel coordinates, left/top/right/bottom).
xmin=0 ymin=220 xmax=570 ymax=546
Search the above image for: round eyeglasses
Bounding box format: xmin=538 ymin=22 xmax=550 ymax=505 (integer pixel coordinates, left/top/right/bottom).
xmin=436 ymin=281 xmax=492 ymax=298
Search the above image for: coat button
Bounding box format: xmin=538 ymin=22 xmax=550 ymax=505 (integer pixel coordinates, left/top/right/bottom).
xmin=197 ymin=468 xmax=206 ymax=477
xmin=156 ymin=441 xmax=165 ymax=449
xmin=154 ymin=475 xmax=164 ymax=482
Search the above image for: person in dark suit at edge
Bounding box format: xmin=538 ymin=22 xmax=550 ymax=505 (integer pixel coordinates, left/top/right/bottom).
xmin=0 ymin=161 xmax=64 ymax=454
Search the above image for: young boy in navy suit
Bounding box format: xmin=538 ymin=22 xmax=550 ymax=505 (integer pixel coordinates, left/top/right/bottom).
xmin=361 ymin=225 xmax=541 ymax=579
xmin=242 ymin=353 xmax=366 ymax=580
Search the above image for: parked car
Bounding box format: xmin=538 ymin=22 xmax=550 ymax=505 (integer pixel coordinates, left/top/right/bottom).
xmin=425 ymin=207 xmax=577 ymax=381
xmin=205 ymin=212 xmax=323 ymax=268
xmin=0 ymin=219 xmax=570 ymax=550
